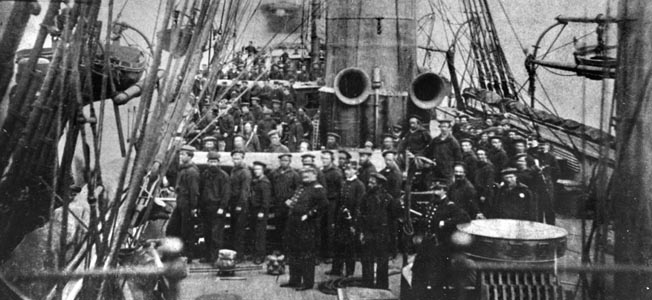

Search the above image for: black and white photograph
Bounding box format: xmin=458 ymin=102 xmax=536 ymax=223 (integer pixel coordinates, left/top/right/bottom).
xmin=0 ymin=0 xmax=648 ymax=299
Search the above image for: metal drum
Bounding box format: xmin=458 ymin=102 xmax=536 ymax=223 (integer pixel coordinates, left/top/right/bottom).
xmin=457 ymin=219 xmax=567 ymax=263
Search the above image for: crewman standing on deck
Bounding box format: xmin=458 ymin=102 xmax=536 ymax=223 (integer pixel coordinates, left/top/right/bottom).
xmin=266 ymin=130 xmax=290 ymax=153
xmin=325 ymin=132 xmax=341 ymax=150
xmin=488 ymin=136 xmax=509 ymax=178
xmin=320 ymin=150 xmax=343 ymax=262
xmin=166 ymin=145 xmax=200 ymax=262
xmin=423 ymin=119 xmax=462 ymax=180
xmin=250 ymin=161 xmax=272 ymax=264
xmin=450 ymin=163 xmax=485 ymax=219
xmin=411 ymin=178 xmax=470 ymax=300
xmin=379 ymin=150 xmax=403 ymax=256
xmin=270 ymin=153 xmax=301 ymax=250
xmin=358 ymin=173 xmax=402 ymax=289
xmin=328 ymin=162 xmax=365 ymax=277
xmin=280 ymin=167 xmax=329 ymax=291
xmin=472 ymin=148 xmax=495 ymax=215
xmin=338 ymin=150 xmax=352 ymax=174
xmin=398 ymin=115 xmax=431 ymax=155
xmin=229 ymin=150 xmax=252 ymax=262
xmin=198 ymin=151 xmax=231 ymax=263
xmin=357 ymin=148 xmax=377 ymax=186
xmin=491 ymin=167 xmax=536 ymax=221
xmin=380 ymin=150 xmax=402 ymax=200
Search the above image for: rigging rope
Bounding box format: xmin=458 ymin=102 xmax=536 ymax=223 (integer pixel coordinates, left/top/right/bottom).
xmin=540 ymin=24 xmax=568 ymax=61
xmin=115 ymin=0 xmax=130 ymax=22
xmin=548 ymin=30 xmax=596 ymax=54
xmin=496 ymin=0 xmax=527 ymax=55
xmin=481 ymin=0 xmax=519 ymax=97
xmin=462 ymin=0 xmax=488 ymax=89
xmin=470 ymin=0 xmax=502 ymax=93
xmin=478 ymin=0 xmax=509 ymax=96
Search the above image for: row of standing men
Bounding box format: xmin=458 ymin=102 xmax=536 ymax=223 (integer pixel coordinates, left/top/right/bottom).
xmin=166 ymin=144 xmax=414 ymax=291
xmin=167 ymin=115 xmax=562 ymax=292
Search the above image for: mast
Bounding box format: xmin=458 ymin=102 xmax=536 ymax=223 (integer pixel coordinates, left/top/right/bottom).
xmin=309 ymin=0 xmax=320 ymax=69
xmin=0 ymin=2 xmax=38 ymax=112
xmin=612 ymin=1 xmax=652 ymax=299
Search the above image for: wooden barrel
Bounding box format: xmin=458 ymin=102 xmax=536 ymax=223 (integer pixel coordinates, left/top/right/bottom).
xmin=457 ymin=219 xmax=567 ymax=263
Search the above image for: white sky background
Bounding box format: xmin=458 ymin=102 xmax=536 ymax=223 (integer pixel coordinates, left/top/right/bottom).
xmin=16 ymin=0 xmax=618 ymax=129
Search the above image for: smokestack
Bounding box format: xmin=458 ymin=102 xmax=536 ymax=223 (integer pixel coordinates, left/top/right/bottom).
xmin=319 ymin=0 xmax=418 ymax=147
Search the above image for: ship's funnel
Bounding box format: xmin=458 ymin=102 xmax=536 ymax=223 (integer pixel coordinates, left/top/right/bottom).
xmin=334 ymin=67 xmax=372 ymax=105
xmin=409 ymin=72 xmax=451 ymax=109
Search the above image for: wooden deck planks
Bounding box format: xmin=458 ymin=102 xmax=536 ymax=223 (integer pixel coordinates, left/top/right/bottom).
xmin=180 ymin=260 xmax=403 ymax=300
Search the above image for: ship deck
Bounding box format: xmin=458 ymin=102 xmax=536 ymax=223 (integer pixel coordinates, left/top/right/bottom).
xmin=180 ymin=260 xmax=403 ymax=300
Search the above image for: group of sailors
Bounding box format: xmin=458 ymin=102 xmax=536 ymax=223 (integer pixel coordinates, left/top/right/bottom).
xmin=165 ymin=144 xmax=405 ymax=291
xmin=398 ymin=114 xmax=560 ymax=225
xmin=197 ymin=41 xmax=325 ymax=96
xmin=167 ymin=79 xmax=561 ymax=294
xmin=188 ymin=87 xmax=315 ymax=153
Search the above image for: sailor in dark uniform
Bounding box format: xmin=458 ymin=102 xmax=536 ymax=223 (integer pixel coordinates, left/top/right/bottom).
xmin=325 ymin=132 xmax=341 ymax=150
xmin=380 ymin=150 xmax=403 ymax=200
xmin=328 ymin=162 xmax=365 ymax=277
xmin=459 ymin=138 xmax=478 ymax=182
xmin=270 ymin=153 xmax=301 ymax=250
xmin=250 ymin=161 xmax=272 ymax=264
xmin=321 ymin=150 xmax=343 ymax=261
xmin=357 ymin=148 xmax=377 ymax=186
xmin=511 ymin=138 xmax=536 ymax=167
xmin=244 ymin=40 xmax=257 ymax=55
xmin=257 ymin=111 xmax=277 ymax=150
xmin=514 ymin=153 xmax=549 ymax=223
xmin=271 ymin=99 xmax=284 ymax=123
xmin=491 ymin=167 xmax=536 ymax=221
xmin=229 ymin=150 xmax=252 ymax=261
xmin=398 ymin=115 xmax=432 ymax=155
xmin=166 ymin=145 xmax=201 ymax=261
xmin=488 ymin=136 xmax=509 ymax=179
xmin=379 ymin=150 xmax=403 ymax=256
xmin=283 ymin=111 xmax=304 ymax=152
xmin=423 ymin=119 xmax=462 ymax=180
xmin=198 ymin=151 xmax=231 ymax=262
xmin=450 ymin=163 xmax=485 ymax=219
xmin=301 ymin=153 xmax=325 ymax=186
xmin=503 ymin=129 xmax=518 ymax=158
xmin=358 ymin=173 xmax=402 ymax=289
xmin=474 ymin=148 xmax=496 ymax=216
xmin=532 ymin=138 xmax=559 ymax=224
xmin=217 ymin=104 xmax=235 ymax=149
xmin=280 ymin=167 xmax=329 ymax=291
xmin=411 ymin=178 xmax=471 ymax=300
xmin=240 ymin=102 xmax=256 ymax=124
xmin=250 ymin=96 xmax=264 ymax=121
xmin=338 ymin=150 xmax=352 ymax=173
xmin=201 ymin=136 xmax=218 ymax=152
xmin=266 ymin=130 xmax=290 ymax=153
xmin=382 ymin=133 xmax=397 ymax=152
